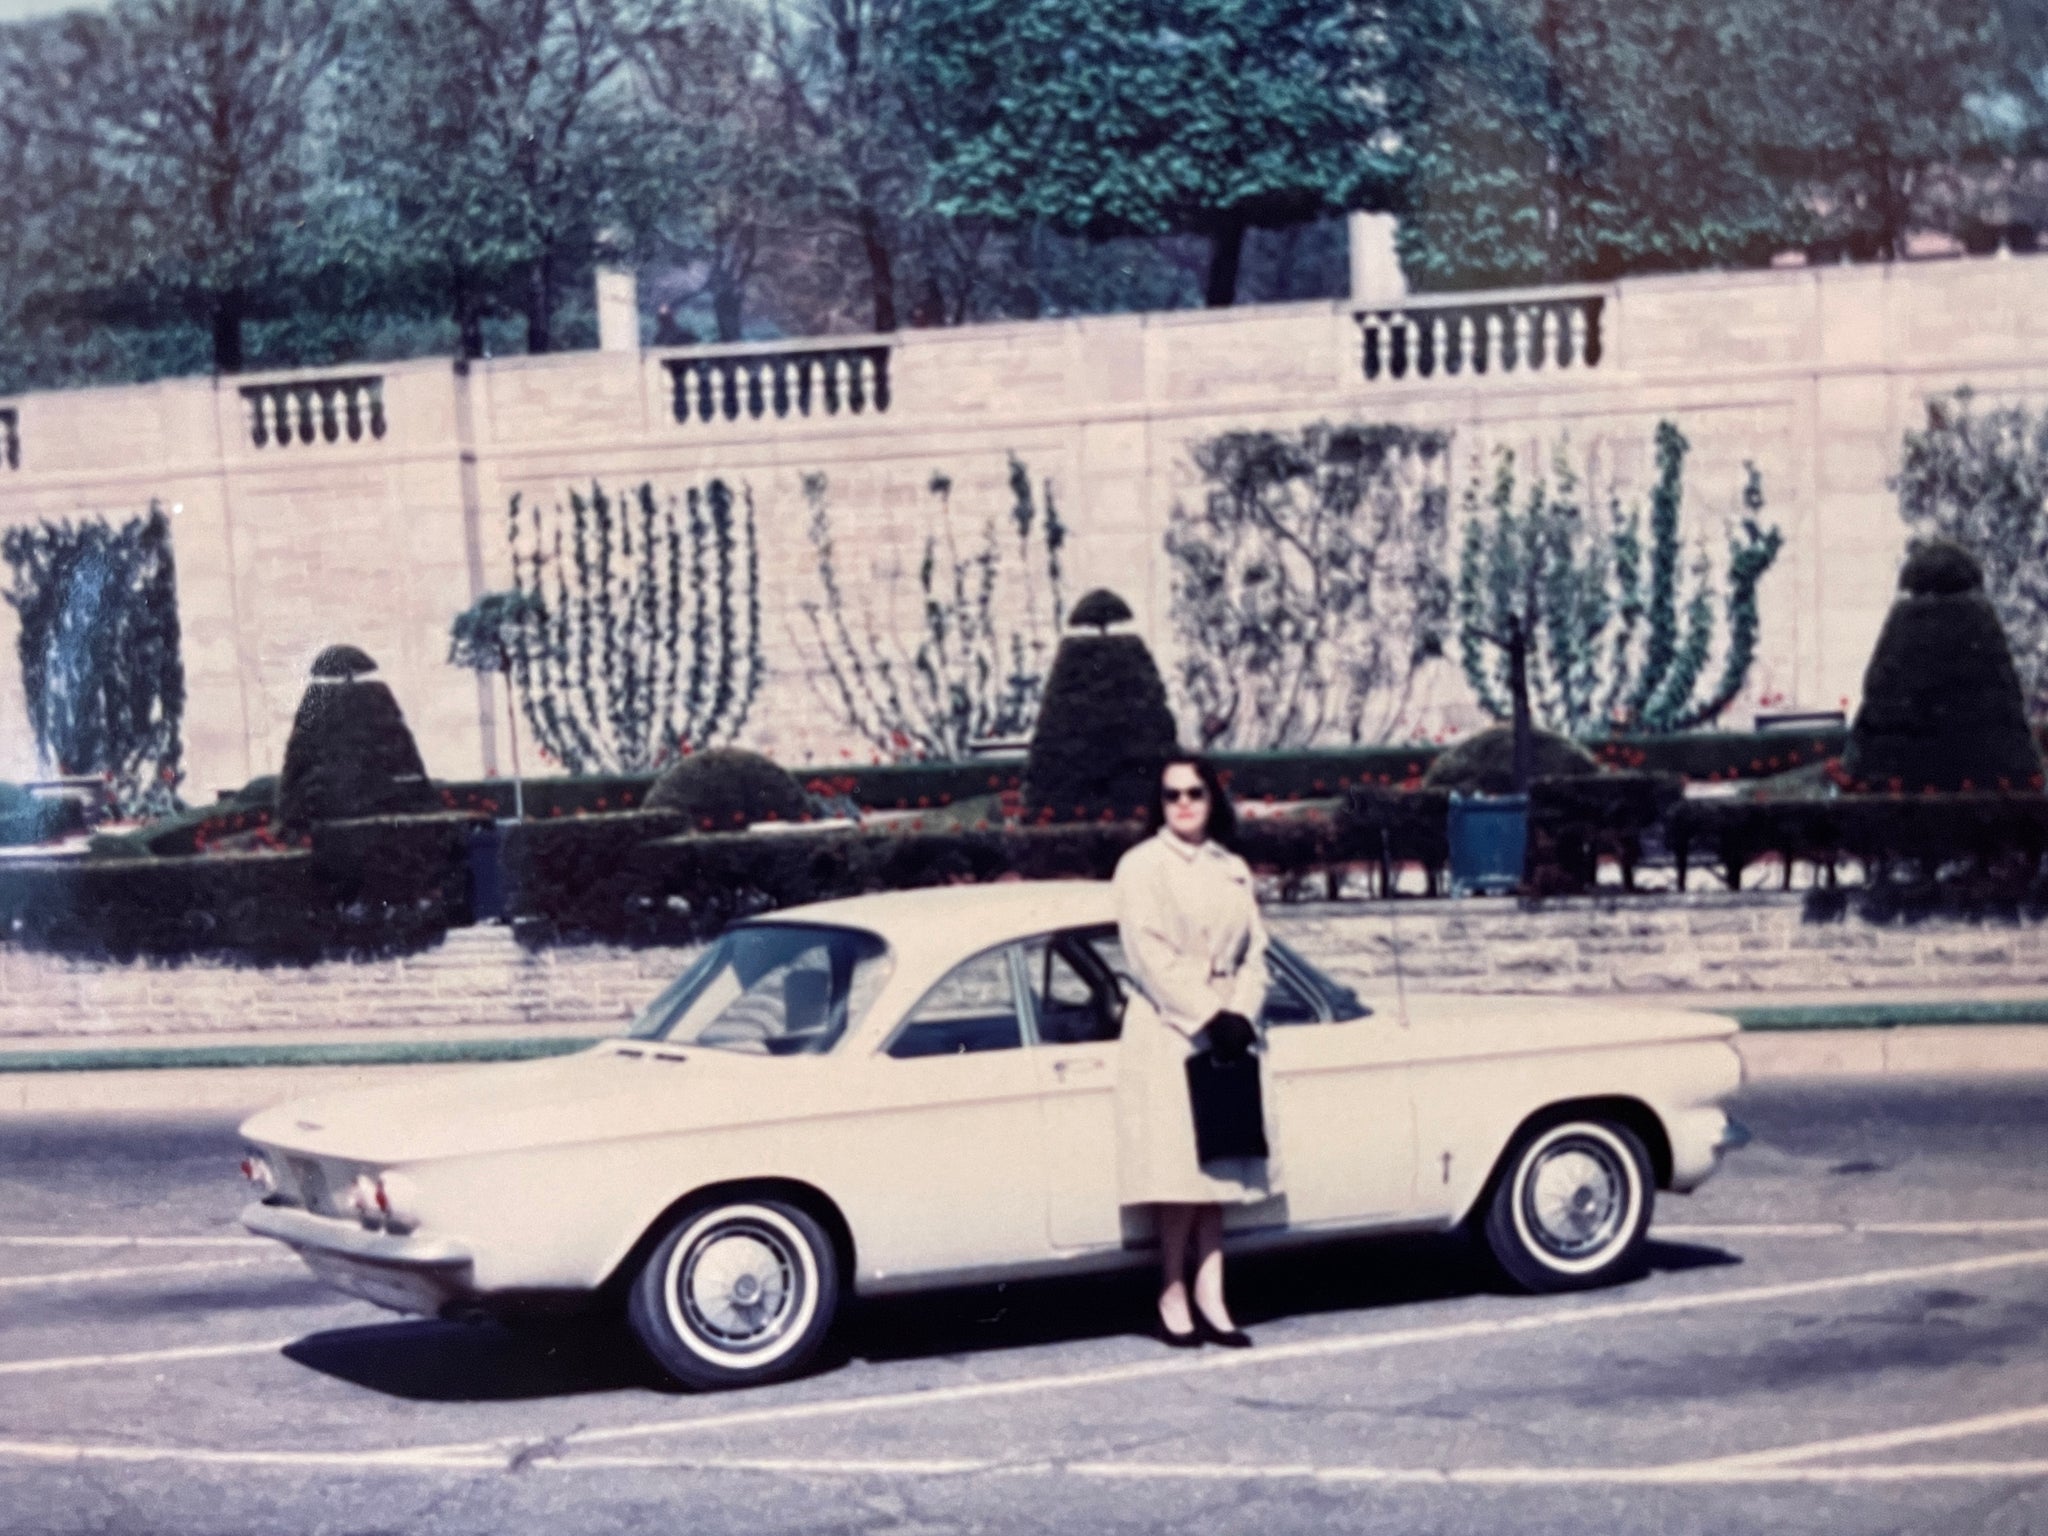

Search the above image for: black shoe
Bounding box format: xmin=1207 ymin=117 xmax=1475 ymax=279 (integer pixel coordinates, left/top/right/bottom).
xmin=1194 ymin=1313 xmax=1252 ymax=1348
xmin=1155 ymin=1316 xmax=1202 ymax=1349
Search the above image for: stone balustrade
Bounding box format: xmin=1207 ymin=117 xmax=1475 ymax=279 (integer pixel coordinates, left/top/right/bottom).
xmin=239 ymin=373 xmax=388 ymax=450
xmin=664 ymin=343 xmax=892 ymax=426
xmin=1355 ymin=287 xmax=1608 ymax=384
xmin=0 ymin=407 xmax=17 ymax=471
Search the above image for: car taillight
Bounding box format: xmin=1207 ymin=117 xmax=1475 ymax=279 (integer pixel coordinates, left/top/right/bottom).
xmin=239 ymin=1152 xmax=277 ymax=1196
xmin=348 ymin=1173 xmax=380 ymax=1226
xmin=376 ymin=1172 xmax=420 ymax=1233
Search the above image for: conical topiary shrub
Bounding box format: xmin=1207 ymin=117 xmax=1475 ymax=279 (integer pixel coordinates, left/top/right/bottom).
xmin=1023 ymin=592 xmax=1179 ymax=820
xmin=278 ymin=647 xmax=437 ymax=829
xmin=1843 ymin=540 xmax=2046 ymax=793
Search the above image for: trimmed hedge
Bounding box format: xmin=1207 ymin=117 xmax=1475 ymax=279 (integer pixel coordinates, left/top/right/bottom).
xmin=1526 ymin=773 xmax=1685 ymax=894
xmin=1669 ymin=793 xmax=2048 ymax=896
xmin=0 ymin=811 xmax=487 ymax=962
xmin=1589 ymin=729 xmax=1847 ymax=782
xmin=0 ymin=796 xmax=88 ymax=849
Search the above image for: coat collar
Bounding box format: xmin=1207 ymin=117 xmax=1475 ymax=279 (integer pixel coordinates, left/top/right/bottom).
xmin=1154 ymin=828 xmax=1224 ymax=863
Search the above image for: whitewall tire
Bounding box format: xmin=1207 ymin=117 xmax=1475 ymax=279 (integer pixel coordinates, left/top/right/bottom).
xmin=628 ymin=1198 xmax=839 ymax=1390
xmin=1482 ymin=1118 xmax=1653 ymax=1293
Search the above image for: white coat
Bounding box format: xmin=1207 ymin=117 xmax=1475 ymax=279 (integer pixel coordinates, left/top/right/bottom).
xmin=1111 ymin=828 xmax=1281 ymax=1206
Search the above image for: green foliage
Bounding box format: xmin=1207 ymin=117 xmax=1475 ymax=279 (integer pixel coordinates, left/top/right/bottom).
xmin=644 ymin=747 xmax=811 ymax=831
xmin=509 ymin=480 xmax=763 ymax=775
xmin=904 ymin=0 xmax=1418 ymax=306
xmin=1423 ymin=725 xmax=1600 ymax=795
xmin=1169 ymin=423 xmax=1454 ymax=750
xmin=798 ymin=458 xmax=1065 ymax=761
xmin=1398 ymin=0 xmax=2010 ymax=289
xmin=311 ymin=644 xmax=378 ymax=681
xmin=1894 ymin=389 xmax=2048 ymax=715
xmin=0 ymin=504 xmax=185 ymax=817
xmin=277 ymin=663 xmax=436 ymax=830
xmin=1458 ymin=422 xmax=1781 ymax=737
xmin=1023 ymin=630 xmax=1179 ymax=819
xmin=1069 ymin=589 xmax=1132 ymax=631
xmin=448 ymin=591 xmax=547 ymax=681
xmin=1843 ymin=541 xmax=2045 ymax=793
xmin=1525 ymin=772 xmax=1683 ymax=893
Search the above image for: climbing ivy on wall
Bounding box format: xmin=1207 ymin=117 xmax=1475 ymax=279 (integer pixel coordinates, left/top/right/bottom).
xmin=506 ymin=481 xmax=763 ymax=774
xmin=1 ymin=503 xmax=185 ymax=816
xmin=1457 ymin=420 xmax=1781 ymax=738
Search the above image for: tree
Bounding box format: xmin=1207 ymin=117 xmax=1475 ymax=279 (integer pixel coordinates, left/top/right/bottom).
xmin=326 ymin=0 xmax=647 ymax=357
xmin=796 ymin=457 xmax=1067 ymax=760
xmin=1457 ymin=423 xmax=1781 ymax=766
xmin=449 ymin=588 xmax=548 ymax=817
xmin=1 ymin=505 xmax=185 ymax=817
xmin=0 ymin=0 xmax=342 ymax=374
xmin=1398 ymin=0 xmax=2009 ymax=289
xmin=1894 ymin=389 xmax=2048 ymax=717
xmin=1168 ymin=423 xmax=1453 ymax=750
xmin=508 ymin=480 xmax=763 ymax=774
xmin=904 ymin=0 xmax=1417 ymax=307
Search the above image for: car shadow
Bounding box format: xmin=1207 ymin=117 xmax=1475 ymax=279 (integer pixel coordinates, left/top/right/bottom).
xmin=838 ymin=1234 xmax=1743 ymax=1368
xmin=278 ymin=1237 xmax=1744 ymax=1402
xmin=283 ymin=1316 xmax=667 ymax=1401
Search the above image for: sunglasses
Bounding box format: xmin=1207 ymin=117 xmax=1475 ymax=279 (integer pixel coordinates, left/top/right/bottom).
xmin=1161 ymin=786 xmax=1209 ymax=804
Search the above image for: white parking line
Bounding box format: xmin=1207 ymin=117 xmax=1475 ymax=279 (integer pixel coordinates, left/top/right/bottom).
xmin=0 ymin=1255 xmax=292 ymax=1291
xmin=3 ymin=1246 xmax=2047 ymax=1482
xmin=0 ymin=1235 xmax=269 ymax=1250
xmin=0 ymin=1339 xmax=298 ymax=1377
xmin=1689 ymin=1403 xmax=2048 ymax=1470
xmin=1656 ymin=1219 xmax=2048 ymax=1239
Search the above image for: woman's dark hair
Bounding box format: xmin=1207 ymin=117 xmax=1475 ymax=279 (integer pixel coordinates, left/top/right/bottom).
xmin=1143 ymin=753 xmax=1237 ymax=847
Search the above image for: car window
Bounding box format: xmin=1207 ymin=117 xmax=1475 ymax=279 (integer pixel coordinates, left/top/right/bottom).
xmin=1262 ymin=964 xmax=1323 ymax=1027
xmin=1022 ymin=936 xmax=1121 ymax=1045
xmin=630 ymin=924 xmax=891 ymax=1055
xmin=887 ymin=947 xmax=1025 ymax=1059
xmin=1270 ymin=939 xmax=1372 ymax=1021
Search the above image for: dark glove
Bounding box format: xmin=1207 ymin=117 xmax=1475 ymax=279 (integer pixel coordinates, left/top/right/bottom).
xmin=1205 ymin=1011 xmax=1257 ymax=1062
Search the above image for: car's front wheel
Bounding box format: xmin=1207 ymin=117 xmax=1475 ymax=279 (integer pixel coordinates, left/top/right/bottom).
xmin=627 ymin=1197 xmax=840 ymax=1390
xmin=1481 ymin=1118 xmax=1653 ymax=1292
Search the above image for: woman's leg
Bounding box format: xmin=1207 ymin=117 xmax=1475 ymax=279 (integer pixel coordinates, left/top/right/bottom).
xmin=1156 ymin=1203 xmax=1196 ymax=1332
xmin=1190 ymin=1204 xmax=1237 ymax=1332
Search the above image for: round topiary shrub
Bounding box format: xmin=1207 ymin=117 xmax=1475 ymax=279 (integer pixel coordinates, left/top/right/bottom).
xmin=1843 ymin=539 xmax=2046 ymax=792
xmin=277 ymin=648 xmax=436 ymax=829
xmin=644 ymin=747 xmax=810 ymax=830
xmin=1423 ymin=726 xmax=1602 ymax=795
xmin=1023 ymin=594 xmax=1179 ymax=820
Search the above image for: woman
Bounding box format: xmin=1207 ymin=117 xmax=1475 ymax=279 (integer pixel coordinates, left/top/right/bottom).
xmin=1112 ymin=754 xmax=1278 ymax=1348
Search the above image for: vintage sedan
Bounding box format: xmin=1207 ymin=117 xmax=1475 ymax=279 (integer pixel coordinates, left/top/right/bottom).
xmin=240 ymin=882 xmax=1746 ymax=1389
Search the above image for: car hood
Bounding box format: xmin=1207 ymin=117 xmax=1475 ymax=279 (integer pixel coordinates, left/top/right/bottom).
xmin=1389 ymin=993 xmax=1738 ymax=1055
xmin=238 ymin=1042 xmax=831 ymax=1163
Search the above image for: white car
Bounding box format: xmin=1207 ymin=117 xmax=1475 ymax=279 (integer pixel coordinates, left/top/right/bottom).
xmin=240 ymin=882 xmax=1746 ymax=1390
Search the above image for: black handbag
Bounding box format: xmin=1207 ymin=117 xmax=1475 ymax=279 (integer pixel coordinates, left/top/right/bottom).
xmin=1184 ymin=1048 xmax=1269 ymax=1163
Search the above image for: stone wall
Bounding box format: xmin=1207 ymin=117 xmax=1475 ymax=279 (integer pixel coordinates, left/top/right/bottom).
xmin=8 ymin=894 xmax=2048 ymax=1042
xmin=5 ymin=255 xmax=2048 ymax=793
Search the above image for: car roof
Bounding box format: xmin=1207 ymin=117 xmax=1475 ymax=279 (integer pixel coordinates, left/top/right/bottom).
xmin=745 ymin=880 xmax=1117 ymax=950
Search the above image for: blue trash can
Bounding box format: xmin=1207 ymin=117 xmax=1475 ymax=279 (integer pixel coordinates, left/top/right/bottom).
xmin=1447 ymin=793 xmax=1528 ymax=897
xmin=467 ymin=821 xmax=506 ymax=922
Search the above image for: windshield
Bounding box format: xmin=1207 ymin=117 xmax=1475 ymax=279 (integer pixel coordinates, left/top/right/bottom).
xmin=1269 ymin=939 xmax=1372 ymax=1021
xmin=628 ymin=924 xmax=892 ymax=1055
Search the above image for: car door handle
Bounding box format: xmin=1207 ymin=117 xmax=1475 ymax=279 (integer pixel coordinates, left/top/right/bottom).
xmin=1054 ymin=1057 xmax=1109 ymax=1079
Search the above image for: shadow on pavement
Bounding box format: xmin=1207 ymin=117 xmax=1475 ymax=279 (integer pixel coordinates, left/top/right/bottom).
xmin=284 ymin=1317 xmax=665 ymax=1401
xmin=280 ymin=1236 xmax=1746 ymax=1402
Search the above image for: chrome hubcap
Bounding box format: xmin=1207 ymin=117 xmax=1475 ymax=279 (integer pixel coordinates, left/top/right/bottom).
xmin=679 ymin=1223 xmax=797 ymax=1351
xmin=1524 ymin=1140 xmax=1627 ymax=1258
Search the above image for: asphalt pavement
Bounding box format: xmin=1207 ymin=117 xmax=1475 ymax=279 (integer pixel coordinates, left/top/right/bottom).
xmin=3 ymin=1077 xmax=2048 ymax=1535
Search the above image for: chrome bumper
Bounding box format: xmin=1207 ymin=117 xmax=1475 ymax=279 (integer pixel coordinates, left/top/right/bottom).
xmin=242 ymin=1201 xmax=475 ymax=1316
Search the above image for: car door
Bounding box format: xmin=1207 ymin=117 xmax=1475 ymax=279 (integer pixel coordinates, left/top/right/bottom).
xmin=1018 ymin=932 xmax=1124 ymax=1251
xmin=1254 ymin=945 xmax=1418 ymax=1227
xmin=846 ymin=943 xmax=1051 ymax=1281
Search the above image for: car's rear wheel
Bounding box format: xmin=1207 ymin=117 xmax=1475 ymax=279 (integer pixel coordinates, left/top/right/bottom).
xmin=627 ymin=1198 xmax=839 ymax=1390
xmin=1481 ymin=1118 xmax=1653 ymax=1292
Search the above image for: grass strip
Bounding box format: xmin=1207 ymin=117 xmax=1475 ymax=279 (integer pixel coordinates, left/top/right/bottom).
xmin=1725 ymin=1000 xmax=2048 ymax=1030
xmin=0 ymin=1037 xmax=601 ymax=1074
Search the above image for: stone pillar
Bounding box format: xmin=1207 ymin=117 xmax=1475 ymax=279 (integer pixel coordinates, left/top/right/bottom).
xmin=1348 ymin=211 xmax=1406 ymax=304
xmin=596 ymin=268 xmax=639 ymax=352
